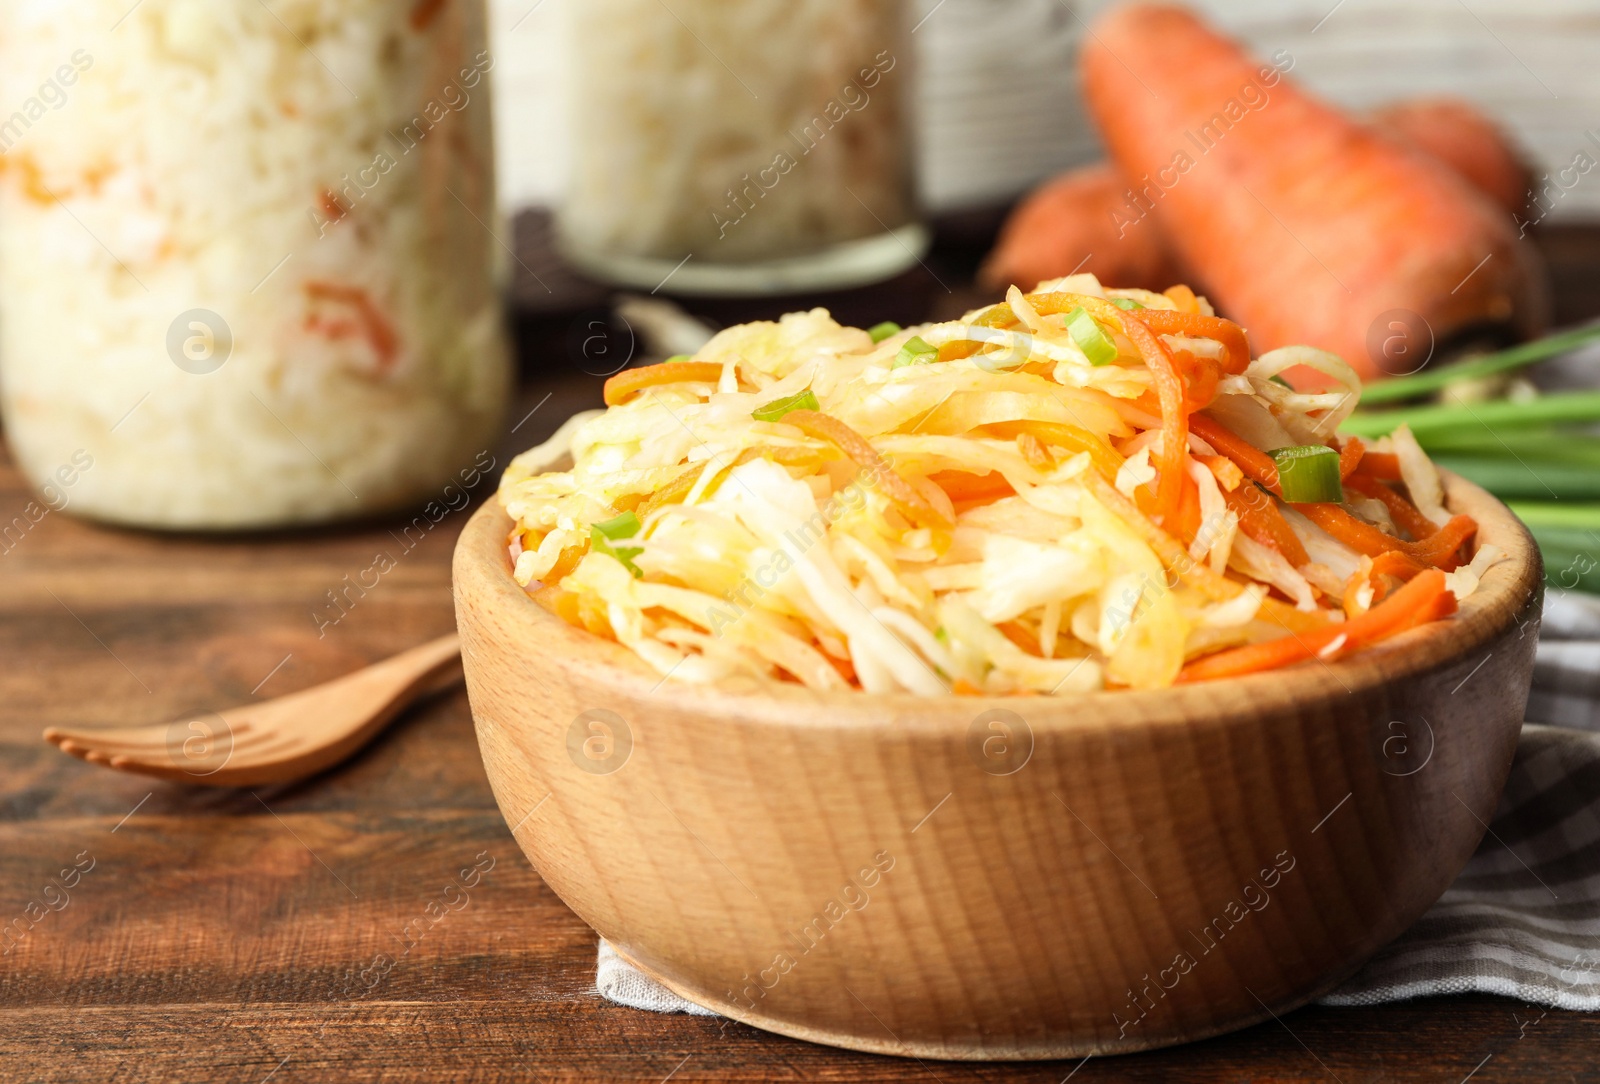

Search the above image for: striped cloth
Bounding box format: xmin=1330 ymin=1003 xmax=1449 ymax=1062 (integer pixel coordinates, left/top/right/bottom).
xmin=597 ymin=590 xmax=1600 ymax=1015
xmin=1323 ymin=589 xmax=1600 ymax=1008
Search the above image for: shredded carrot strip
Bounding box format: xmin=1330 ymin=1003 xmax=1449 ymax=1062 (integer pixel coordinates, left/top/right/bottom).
xmin=1046 ymin=295 xmax=1189 ymax=524
xmin=998 ymin=621 xmax=1042 ymax=656
xmin=1372 ymin=549 xmax=1428 ymax=581
xmin=1297 ymin=504 xmax=1476 ymax=570
xmin=603 ymin=361 xmax=726 ymax=406
xmin=1134 ymin=310 xmax=1251 ymax=376
xmin=1357 ymin=452 xmax=1403 ymax=481
xmin=1295 ymin=503 xmax=1416 ymax=559
xmin=782 ymin=410 xmax=953 ymax=530
xmin=543 ymin=545 xmax=586 ymax=585
xmin=1345 ymin=474 xmax=1438 ymax=540
xmin=982 ymin=420 xmax=1124 ymax=480
xmin=1188 ymin=413 xmax=1281 ymax=491
xmin=1257 ymin=596 xmax=1337 ymax=633
xmin=951 ymin=678 xmax=984 ymax=696
xmin=961 ymin=292 xmax=1189 ymax=521
xmin=531 ymin=584 xmax=583 ymax=625
xmin=1180 ymin=413 xmax=1474 ymax=570
xmin=1345 ymin=551 xmax=1429 ymax=614
xmin=1393 ymin=585 xmax=1461 ymax=634
xmin=1222 ymin=484 xmax=1310 ymax=567
xmin=823 ymin=650 xmax=857 ymax=686
xmin=1180 ymin=570 xmax=1455 ymax=682
xmin=1164 ymin=284 xmax=1201 ymax=313
xmin=1199 ymin=454 xmax=1244 ymax=491
xmin=930 ymin=470 xmax=1014 ymax=504
xmin=1338 ymin=437 xmax=1365 ymax=480
xmin=1172 ymin=472 xmax=1204 ymax=546
xmin=1408 ymin=514 xmax=1478 ymax=569
xmin=634 ymin=462 xmax=704 ymax=518
xmin=1173 ymin=349 xmax=1221 ymax=410
xmin=1081 ymin=472 xmax=1241 ymax=602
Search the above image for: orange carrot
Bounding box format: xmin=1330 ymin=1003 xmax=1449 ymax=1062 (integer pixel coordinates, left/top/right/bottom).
xmin=998 ymin=621 xmax=1042 ymax=656
xmin=1345 ymin=550 xmax=1429 ymax=614
xmin=1180 ymin=569 xmax=1455 ymax=682
xmin=1188 ymin=413 xmax=1280 ymax=491
xmin=1079 ymin=5 xmax=1543 ymax=380
xmin=1081 ymin=472 xmax=1240 ymax=602
xmin=1408 ymin=514 xmax=1478 ymax=569
xmin=1338 ymin=437 xmax=1365 ymax=479
xmin=781 ymin=410 xmax=952 ymax=531
xmin=1198 ymin=454 xmax=1243 ymax=491
xmin=985 ymin=95 xmax=1534 ymax=317
xmin=603 ymin=361 xmax=725 ymax=406
xmin=1222 ymin=484 xmax=1309 ymax=567
xmin=1164 ymin=284 xmax=1200 ymax=312
xmin=1135 ymin=310 xmax=1251 ymax=376
xmin=1345 ymin=474 xmax=1437 ymax=540
xmin=531 ymin=584 xmax=583 ymax=625
xmin=980 ymin=162 xmax=1180 ymax=293
xmin=930 ymin=470 xmax=1015 ymax=505
xmin=1364 ymin=550 xmax=1430 ymax=604
xmin=1370 ymin=98 xmax=1533 ymax=218
xmin=1028 ymin=294 xmax=1189 ymax=522
xmin=1296 ymin=503 xmax=1416 ymax=560
xmin=1172 ymin=472 xmax=1204 ymax=546
xmin=983 ymin=420 xmax=1125 ymax=481
xmin=1297 ymin=503 xmax=1476 ymax=571
xmin=1173 ymin=349 xmax=1221 ymax=411
xmin=1356 ymin=452 xmax=1403 ymax=481
xmin=1188 ymin=413 xmax=1472 ymax=570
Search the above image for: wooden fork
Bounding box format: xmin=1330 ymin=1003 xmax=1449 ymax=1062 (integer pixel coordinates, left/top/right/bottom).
xmin=43 ymin=634 xmax=463 ymax=787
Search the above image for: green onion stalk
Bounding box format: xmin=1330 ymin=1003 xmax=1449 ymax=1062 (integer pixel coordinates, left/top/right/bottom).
xmin=1348 ymin=324 xmax=1600 ymax=591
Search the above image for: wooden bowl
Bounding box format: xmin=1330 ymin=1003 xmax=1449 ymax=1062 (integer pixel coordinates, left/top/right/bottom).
xmin=453 ymin=472 xmax=1541 ymax=1060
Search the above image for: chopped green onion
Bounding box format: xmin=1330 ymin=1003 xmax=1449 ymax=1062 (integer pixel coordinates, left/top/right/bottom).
xmin=1270 ymin=445 xmax=1343 ymax=503
xmin=592 ymin=511 xmax=641 ymax=540
xmin=751 ymin=389 xmax=819 ymax=422
xmin=589 ymin=521 xmax=643 ymax=578
xmin=664 ymin=354 xmax=691 ymax=364
xmin=894 ymin=336 xmax=938 ymax=368
xmin=1066 ymin=307 xmax=1118 ymax=366
xmin=867 ymin=321 xmax=901 ymax=343
xmin=1111 ymin=298 xmax=1145 ymax=310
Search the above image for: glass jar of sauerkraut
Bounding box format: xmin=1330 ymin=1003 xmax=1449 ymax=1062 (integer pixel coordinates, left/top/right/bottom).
xmin=556 ymin=0 xmax=926 ymax=295
xmin=0 ymin=0 xmax=510 ymax=529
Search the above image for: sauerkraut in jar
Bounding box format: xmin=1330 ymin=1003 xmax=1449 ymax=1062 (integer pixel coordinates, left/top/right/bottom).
xmin=557 ymin=0 xmax=926 ymax=295
xmin=0 ymin=0 xmax=510 ymax=529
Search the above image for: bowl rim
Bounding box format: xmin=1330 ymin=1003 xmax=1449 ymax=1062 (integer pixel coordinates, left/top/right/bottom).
xmin=456 ymin=469 xmax=1543 ymax=729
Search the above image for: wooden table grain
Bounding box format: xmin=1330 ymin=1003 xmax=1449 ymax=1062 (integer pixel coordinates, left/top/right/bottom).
xmin=5 ymin=224 xmax=1600 ymax=1082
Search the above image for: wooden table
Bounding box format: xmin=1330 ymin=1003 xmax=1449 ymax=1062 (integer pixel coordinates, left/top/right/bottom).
xmin=4 ymin=222 xmax=1600 ymax=1082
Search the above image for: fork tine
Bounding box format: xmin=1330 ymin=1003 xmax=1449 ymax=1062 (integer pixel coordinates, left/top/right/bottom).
xmin=44 ymin=726 xmax=170 ymax=751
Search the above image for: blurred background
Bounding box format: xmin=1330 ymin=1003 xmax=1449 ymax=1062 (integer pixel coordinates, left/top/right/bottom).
xmin=4 ymin=0 xmax=1600 ymax=546
xmin=493 ymin=0 xmax=1600 ymax=220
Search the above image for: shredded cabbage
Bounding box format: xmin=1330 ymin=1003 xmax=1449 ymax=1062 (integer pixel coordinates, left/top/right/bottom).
xmin=500 ymin=276 xmax=1482 ymax=694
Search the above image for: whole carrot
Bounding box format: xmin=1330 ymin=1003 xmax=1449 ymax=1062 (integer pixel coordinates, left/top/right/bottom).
xmin=1077 ymin=4 xmax=1545 ymax=377
xmin=983 ymin=97 xmax=1534 ymax=298
xmin=980 ymin=162 xmax=1180 ymax=292
xmin=1370 ymin=98 xmax=1533 ymax=218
